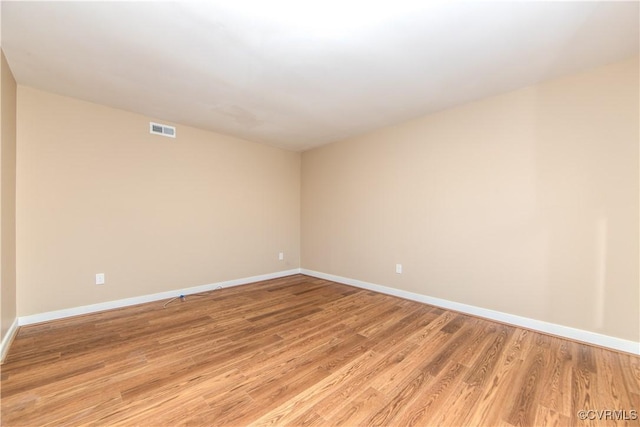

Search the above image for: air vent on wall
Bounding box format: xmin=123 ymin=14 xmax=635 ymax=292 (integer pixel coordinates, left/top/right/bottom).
xmin=150 ymin=122 xmax=176 ymax=138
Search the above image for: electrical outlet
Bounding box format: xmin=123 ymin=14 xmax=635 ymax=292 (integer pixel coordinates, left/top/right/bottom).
xmin=96 ymin=273 xmax=105 ymax=285
xmin=278 ymin=252 xmax=284 ymax=261
xmin=395 ymin=264 xmax=402 ymax=274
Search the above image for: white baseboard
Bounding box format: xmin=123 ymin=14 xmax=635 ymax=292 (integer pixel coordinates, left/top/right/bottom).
xmin=14 ymin=267 xmax=639 ymax=356
xmin=300 ymin=269 xmax=640 ymax=355
xmin=1 ymin=317 xmax=19 ymax=364
xmin=18 ymin=269 xmax=302 ymax=327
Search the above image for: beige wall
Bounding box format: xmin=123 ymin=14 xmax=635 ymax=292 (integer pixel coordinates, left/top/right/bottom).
xmin=1 ymin=50 xmax=17 ymax=340
xmin=11 ymin=56 xmax=640 ymax=345
xmin=302 ymin=57 xmax=639 ymax=342
xmin=16 ymin=87 xmax=300 ymax=316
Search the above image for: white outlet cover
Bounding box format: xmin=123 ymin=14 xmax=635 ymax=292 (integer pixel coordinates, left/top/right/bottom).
xmin=278 ymin=252 xmax=284 ymax=261
xmin=395 ymin=264 xmax=402 ymax=274
xmin=96 ymin=273 xmax=105 ymax=285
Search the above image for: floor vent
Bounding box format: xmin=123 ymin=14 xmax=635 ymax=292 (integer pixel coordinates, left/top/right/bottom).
xmin=150 ymin=122 xmax=176 ymax=138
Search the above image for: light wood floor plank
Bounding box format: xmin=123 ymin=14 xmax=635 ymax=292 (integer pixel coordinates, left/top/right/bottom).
xmin=1 ymin=274 xmax=638 ymax=426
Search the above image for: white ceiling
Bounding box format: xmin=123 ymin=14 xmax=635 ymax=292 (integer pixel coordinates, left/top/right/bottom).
xmin=2 ymin=1 xmax=638 ymax=151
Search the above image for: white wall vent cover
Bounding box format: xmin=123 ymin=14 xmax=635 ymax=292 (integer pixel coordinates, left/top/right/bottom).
xmin=150 ymin=122 xmax=176 ymax=138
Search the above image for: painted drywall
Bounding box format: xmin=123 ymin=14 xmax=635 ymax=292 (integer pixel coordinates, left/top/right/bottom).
xmin=16 ymin=87 xmax=300 ymax=316
xmin=302 ymin=56 xmax=639 ymax=343
xmin=1 ymin=50 xmax=17 ymax=341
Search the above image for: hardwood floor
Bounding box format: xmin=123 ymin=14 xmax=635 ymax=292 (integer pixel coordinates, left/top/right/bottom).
xmin=1 ymin=274 xmax=639 ymax=426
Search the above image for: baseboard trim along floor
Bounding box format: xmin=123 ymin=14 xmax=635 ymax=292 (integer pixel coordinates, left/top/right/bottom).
xmin=301 ymin=269 xmax=640 ymax=356
xmin=13 ymin=268 xmax=638 ymax=356
xmin=17 ymin=269 xmax=301 ymax=327
xmin=0 ymin=318 xmax=19 ymax=364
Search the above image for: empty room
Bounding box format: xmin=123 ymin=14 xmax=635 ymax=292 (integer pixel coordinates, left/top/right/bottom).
xmin=1 ymin=1 xmax=639 ymax=426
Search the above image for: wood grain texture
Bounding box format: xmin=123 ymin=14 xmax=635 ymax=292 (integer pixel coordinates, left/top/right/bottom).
xmin=1 ymin=274 xmax=638 ymax=426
